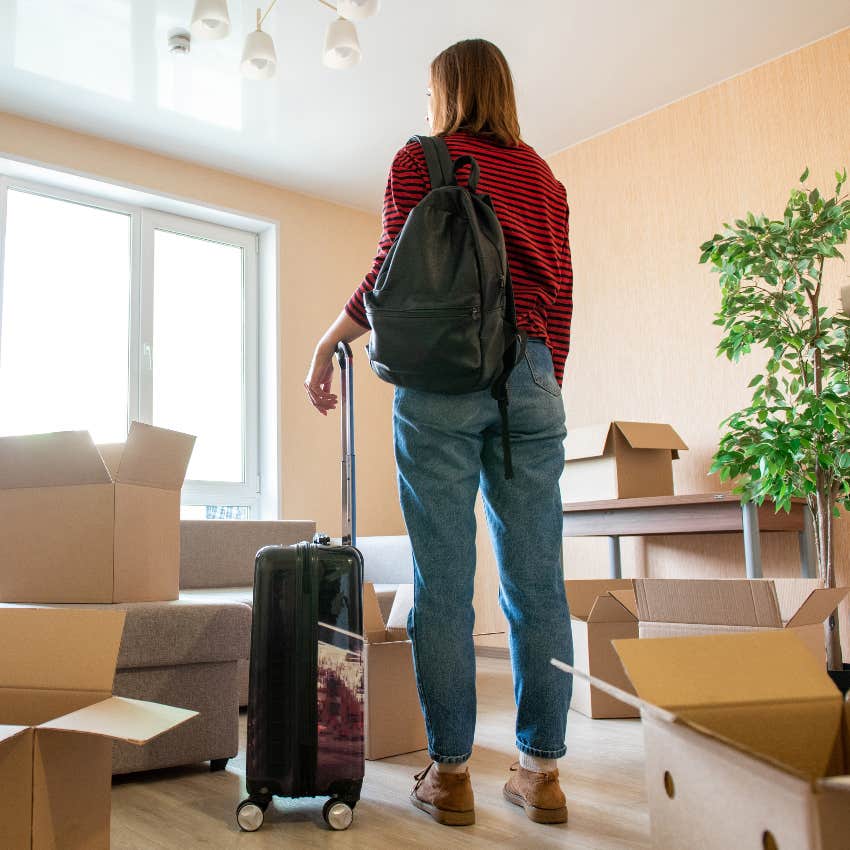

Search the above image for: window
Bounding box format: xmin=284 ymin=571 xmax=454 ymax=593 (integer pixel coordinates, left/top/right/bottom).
xmin=0 ymin=178 xmax=261 ymax=517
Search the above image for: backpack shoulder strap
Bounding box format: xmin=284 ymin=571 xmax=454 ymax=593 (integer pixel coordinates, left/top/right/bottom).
xmin=408 ymin=135 xmax=455 ymax=190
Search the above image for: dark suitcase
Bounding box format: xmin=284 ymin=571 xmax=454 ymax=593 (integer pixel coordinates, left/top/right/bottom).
xmin=237 ymin=342 xmax=365 ymax=833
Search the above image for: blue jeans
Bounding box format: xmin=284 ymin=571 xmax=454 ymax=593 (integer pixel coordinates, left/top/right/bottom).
xmin=394 ymin=340 xmax=573 ymax=763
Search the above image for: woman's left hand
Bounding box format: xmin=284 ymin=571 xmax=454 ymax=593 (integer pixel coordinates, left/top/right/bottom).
xmin=305 ymin=344 xmax=338 ymax=415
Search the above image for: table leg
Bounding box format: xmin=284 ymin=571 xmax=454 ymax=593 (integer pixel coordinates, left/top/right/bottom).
xmin=741 ymin=501 xmax=763 ymax=579
xmin=608 ymin=536 xmax=622 ymax=580
xmin=799 ymin=506 xmax=818 ymax=579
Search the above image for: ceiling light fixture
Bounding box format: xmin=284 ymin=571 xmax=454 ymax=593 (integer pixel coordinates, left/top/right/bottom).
xmin=185 ymin=0 xmax=378 ymax=79
xmin=336 ymin=0 xmax=380 ymax=21
xmin=323 ymin=16 xmax=361 ymax=69
xmin=242 ymin=2 xmax=279 ymax=80
xmin=191 ymin=0 xmax=231 ymax=40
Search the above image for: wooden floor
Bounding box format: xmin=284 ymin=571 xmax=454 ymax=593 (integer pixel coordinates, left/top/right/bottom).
xmin=111 ymin=657 xmax=650 ymax=849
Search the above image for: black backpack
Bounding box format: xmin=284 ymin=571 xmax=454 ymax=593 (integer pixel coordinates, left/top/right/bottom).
xmin=364 ymin=135 xmax=527 ymax=478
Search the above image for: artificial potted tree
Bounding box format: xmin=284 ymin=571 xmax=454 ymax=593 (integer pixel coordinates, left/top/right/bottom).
xmin=700 ymin=167 xmax=850 ymax=675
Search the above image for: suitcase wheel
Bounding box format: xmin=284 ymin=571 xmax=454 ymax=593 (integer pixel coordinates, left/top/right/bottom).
xmin=236 ymin=796 xmax=270 ymax=832
xmin=323 ymin=798 xmax=354 ymax=831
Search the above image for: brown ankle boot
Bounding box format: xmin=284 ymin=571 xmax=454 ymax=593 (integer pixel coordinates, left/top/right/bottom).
xmin=503 ymin=762 xmax=568 ymax=824
xmin=410 ymin=762 xmax=475 ymax=826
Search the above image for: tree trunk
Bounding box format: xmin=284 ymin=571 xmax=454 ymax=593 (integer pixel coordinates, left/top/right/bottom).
xmin=818 ymin=494 xmax=844 ymax=670
xmin=823 ymin=504 xmax=844 ymax=670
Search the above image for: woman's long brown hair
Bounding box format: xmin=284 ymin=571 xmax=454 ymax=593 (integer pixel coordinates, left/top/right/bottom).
xmin=429 ymin=39 xmax=522 ymax=147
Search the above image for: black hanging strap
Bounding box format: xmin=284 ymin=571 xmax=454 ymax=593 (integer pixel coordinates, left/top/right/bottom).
xmin=490 ymin=265 xmax=528 ymax=480
xmin=409 ymin=135 xmax=455 ymax=190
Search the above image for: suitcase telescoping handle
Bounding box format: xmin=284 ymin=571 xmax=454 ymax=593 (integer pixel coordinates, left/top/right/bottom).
xmin=336 ymin=341 xmax=356 ymax=547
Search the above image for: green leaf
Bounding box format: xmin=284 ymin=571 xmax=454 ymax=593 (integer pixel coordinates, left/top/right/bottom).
xmin=800 ymin=166 xmax=810 ymax=183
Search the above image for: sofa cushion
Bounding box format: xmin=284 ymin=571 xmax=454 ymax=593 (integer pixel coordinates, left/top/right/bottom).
xmin=180 ymin=520 xmax=316 ymax=588
xmin=115 ymin=599 xmax=252 ymax=668
xmin=181 ymin=586 xmax=254 ymax=606
xmin=0 ymin=598 xmax=251 ymax=668
xmin=357 ymin=535 xmax=415 ymax=584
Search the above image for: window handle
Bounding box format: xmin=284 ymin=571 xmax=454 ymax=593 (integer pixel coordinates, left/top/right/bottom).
xmin=143 ymin=343 xmax=153 ymax=372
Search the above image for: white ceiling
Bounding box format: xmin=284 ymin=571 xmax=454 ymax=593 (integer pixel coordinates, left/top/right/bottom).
xmin=0 ymin=1 xmax=848 ymax=212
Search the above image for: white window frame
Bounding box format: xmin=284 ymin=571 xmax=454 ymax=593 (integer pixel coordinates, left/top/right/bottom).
xmin=0 ymin=176 xmax=262 ymax=516
xmin=140 ymin=210 xmax=260 ymax=514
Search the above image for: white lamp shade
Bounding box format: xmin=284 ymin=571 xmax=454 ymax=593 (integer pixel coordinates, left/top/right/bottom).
xmin=241 ymin=29 xmax=277 ymax=79
xmin=323 ymin=18 xmax=361 ymax=70
xmin=191 ymin=0 xmax=230 ymax=40
xmin=337 ymin=0 xmax=380 ymax=21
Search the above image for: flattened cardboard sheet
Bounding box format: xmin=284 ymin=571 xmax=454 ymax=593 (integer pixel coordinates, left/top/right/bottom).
xmin=39 ymin=696 xmax=197 ymax=744
xmin=116 ymin=422 xmax=194 ymax=490
xmin=0 ymin=608 xmax=125 ymax=693
xmin=0 ymin=430 xmax=110 ymax=490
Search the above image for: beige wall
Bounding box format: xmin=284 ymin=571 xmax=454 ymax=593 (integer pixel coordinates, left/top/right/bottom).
xmin=0 ymin=112 xmax=404 ymax=536
xmin=548 ymin=28 xmax=850 ymax=653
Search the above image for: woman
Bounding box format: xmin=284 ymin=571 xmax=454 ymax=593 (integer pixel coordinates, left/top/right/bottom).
xmin=305 ymin=39 xmax=574 ymax=828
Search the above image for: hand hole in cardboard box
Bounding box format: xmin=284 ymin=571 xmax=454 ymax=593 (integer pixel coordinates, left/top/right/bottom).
xmin=762 ymin=831 xmax=778 ymax=850
xmin=663 ymin=770 xmax=675 ymax=799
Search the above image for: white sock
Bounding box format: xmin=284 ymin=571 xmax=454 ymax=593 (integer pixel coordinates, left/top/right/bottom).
xmin=519 ymin=751 xmax=557 ymax=773
xmin=436 ymin=760 xmax=468 ymax=774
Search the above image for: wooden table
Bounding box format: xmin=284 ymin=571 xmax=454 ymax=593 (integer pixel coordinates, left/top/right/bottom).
xmin=562 ymin=493 xmax=817 ymax=580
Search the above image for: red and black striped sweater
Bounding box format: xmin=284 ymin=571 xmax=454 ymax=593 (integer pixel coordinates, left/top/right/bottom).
xmin=345 ymin=130 xmax=573 ymax=386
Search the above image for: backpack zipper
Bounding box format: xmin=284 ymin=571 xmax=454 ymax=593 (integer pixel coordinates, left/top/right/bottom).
xmin=369 ymin=304 xmax=482 ymax=319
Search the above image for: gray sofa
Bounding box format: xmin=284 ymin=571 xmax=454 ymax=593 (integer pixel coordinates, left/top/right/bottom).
xmin=1 ymin=521 xmax=414 ymax=775
xmin=179 ymin=523 xmax=415 ymax=706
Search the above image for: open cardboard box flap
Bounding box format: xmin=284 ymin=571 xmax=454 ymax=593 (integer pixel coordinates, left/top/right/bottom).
xmin=39 ymin=695 xmax=197 ymax=745
xmin=785 ymin=586 xmax=850 ymax=628
xmin=0 ymin=430 xmax=111 ymax=490
xmin=565 ymin=580 xmax=638 ymax=623
xmin=0 ymin=424 xmax=194 ymax=493
xmin=565 ymin=421 xmax=687 ymax=462
xmin=107 ymin=421 xmax=195 ymax=490
xmin=612 ymin=630 xmax=844 ymax=781
xmin=363 ymin=582 xmax=398 ymax=643
xmin=633 ymin=578 xmax=849 ymax=629
xmin=0 ymin=608 xmax=125 ymax=693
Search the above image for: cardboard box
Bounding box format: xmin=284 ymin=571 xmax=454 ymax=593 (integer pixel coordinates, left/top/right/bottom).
xmin=0 ymin=608 xmax=196 ymax=850
xmin=362 ymin=582 xmax=427 ymax=760
xmin=563 ymin=421 xmax=687 ymax=502
xmin=600 ymin=631 xmax=850 ymax=850
xmin=0 ymin=422 xmax=195 ymax=603
xmin=634 ymin=578 xmax=849 ymax=663
xmin=565 ymin=579 xmax=640 ymax=718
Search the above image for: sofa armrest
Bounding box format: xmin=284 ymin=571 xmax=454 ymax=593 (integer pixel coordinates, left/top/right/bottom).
xmin=180 ymin=520 xmax=316 ymax=588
